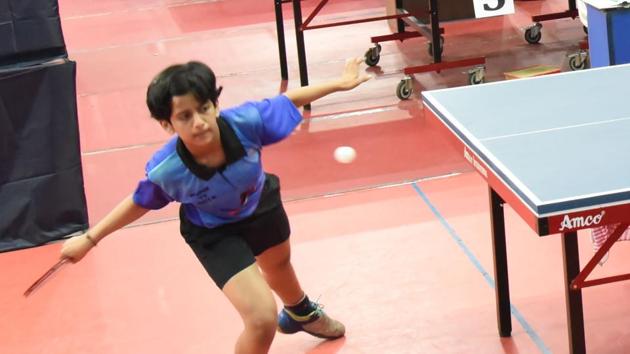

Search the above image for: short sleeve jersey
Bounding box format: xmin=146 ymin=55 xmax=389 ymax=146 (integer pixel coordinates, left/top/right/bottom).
xmin=132 ymin=94 xmax=302 ymax=228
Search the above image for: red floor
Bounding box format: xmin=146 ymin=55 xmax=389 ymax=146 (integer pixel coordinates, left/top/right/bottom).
xmin=4 ymin=0 xmax=629 ymax=353
xmin=5 ymin=174 xmax=630 ymax=353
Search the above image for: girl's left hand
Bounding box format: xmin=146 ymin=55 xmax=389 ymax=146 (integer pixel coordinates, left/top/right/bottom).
xmin=337 ymin=57 xmax=372 ymax=91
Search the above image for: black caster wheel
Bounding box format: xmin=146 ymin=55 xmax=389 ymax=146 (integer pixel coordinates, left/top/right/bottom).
xmin=396 ymin=78 xmax=412 ymax=100
xmin=468 ymin=66 xmax=485 ymax=85
xmin=364 ymin=44 xmax=382 ymax=67
xmin=524 ymin=24 xmax=542 ymax=44
xmin=568 ymin=54 xmax=587 ymax=71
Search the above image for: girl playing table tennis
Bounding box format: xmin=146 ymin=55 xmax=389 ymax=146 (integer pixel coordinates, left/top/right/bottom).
xmin=60 ymin=57 xmax=371 ymax=353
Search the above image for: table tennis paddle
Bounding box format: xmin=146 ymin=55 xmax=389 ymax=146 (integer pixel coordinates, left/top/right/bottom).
xmin=23 ymin=258 xmax=70 ymax=297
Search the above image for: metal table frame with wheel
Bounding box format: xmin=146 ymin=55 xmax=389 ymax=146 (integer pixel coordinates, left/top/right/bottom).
xmin=524 ymin=0 xmax=580 ymax=44
xmin=364 ymin=0 xmax=486 ymax=100
xmin=274 ymin=0 xmax=412 ymax=108
xmin=280 ymin=0 xmax=486 ymax=103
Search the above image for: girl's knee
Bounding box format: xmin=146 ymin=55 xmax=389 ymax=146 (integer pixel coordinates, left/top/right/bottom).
xmin=263 ymin=254 xmax=292 ymax=274
xmin=244 ymin=309 xmax=277 ymax=338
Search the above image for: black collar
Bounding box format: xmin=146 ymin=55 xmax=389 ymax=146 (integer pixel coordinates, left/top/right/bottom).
xmin=176 ymin=116 xmax=246 ymax=180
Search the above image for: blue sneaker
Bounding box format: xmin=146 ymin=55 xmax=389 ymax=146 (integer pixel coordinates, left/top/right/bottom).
xmin=277 ymin=304 xmax=345 ymax=339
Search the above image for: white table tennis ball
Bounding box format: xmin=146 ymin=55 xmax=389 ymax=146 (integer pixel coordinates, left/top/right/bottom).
xmin=334 ymin=146 xmax=356 ymax=164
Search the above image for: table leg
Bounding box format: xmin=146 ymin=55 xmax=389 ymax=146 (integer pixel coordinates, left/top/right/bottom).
xmin=395 ymin=0 xmax=405 ymax=33
xmin=562 ymin=231 xmax=586 ymax=354
xmin=428 ymin=0 xmax=442 ymax=63
xmin=274 ymin=0 xmax=288 ymax=80
xmin=292 ymin=0 xmax=310 ymax=110
xmin=489 ymin=188 xmax=512 ymax=337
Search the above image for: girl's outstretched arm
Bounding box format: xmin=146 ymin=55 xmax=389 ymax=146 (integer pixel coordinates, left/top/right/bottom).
xmin=284 ymin=57 xmax=372 ymax=108
xmin=60 ymin=195 xmax=149 ymax=262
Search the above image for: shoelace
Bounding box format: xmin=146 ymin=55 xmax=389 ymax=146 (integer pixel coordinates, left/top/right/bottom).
xmin=311 ymin=296 xmax=326 ymax=316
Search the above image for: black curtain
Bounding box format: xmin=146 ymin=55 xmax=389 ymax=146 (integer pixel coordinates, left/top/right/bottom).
xmin=0 ymin=0 xmax=67 ymax=67
xmin=0 ymin=1 xmax=87 ymax=252
xmin=0 ymin=61 xmax=88 ymax=251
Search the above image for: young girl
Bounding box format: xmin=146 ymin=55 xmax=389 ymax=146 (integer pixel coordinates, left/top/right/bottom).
xmin=61 ymin=57 xmax=371 ymax=353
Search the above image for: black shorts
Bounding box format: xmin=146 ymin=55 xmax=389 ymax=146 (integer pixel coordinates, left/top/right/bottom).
xmin=179 ymin=176 xmax=290 ymax=289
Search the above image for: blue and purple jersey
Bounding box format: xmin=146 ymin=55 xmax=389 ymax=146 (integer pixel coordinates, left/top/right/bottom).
xmin=132 ymin=94 xmax=301 ymax=228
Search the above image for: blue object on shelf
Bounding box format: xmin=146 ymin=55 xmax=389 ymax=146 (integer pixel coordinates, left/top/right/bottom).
xmin=587 ymin=2 xmax=630 ymax=67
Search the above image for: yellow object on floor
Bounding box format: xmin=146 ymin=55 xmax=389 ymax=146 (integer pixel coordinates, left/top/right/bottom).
xmin=504 ymin=65 xmax=561 ymax=80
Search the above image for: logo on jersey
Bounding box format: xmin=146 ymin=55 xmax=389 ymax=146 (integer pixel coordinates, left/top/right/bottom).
xmin=559 ymin=211 xmax=605 ymax=231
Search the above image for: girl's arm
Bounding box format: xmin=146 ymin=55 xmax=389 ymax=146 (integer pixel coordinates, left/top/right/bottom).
xmin=284 ymin=57 xmax=372 ymax=108
xmin=61 ymin=195 xmax=149 ymax=262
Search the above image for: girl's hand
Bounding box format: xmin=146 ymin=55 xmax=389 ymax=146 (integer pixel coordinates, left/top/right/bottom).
xmin=60 ymin=234 xmax=96 ymax=262
xmin=337 ymin=57 xmax=372 ymax=91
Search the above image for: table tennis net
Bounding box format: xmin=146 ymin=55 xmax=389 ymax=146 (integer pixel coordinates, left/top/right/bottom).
xmin=591 ymin=224 xmax=630 ymax=265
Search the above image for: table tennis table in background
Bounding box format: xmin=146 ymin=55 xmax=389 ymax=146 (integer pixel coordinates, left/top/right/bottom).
xmin=422 ymin=63 xmax=630 ymax=354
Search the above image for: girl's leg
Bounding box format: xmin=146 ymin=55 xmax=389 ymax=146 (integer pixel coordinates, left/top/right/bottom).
xmin=255 ymin=238 xmax=303 ymax=305
xmin=222 ymin=263 xmax=278 ymax=354
xmin=256 ymin=239 xmax=345 ymax=339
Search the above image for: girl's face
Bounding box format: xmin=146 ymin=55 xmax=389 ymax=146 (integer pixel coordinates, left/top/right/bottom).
xmin=160 ymin=93 xmax=219 ymax=149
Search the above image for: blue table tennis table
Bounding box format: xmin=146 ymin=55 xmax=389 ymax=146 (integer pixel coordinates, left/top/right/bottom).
xmin=422 ymin=63 xmax=630 ymax=354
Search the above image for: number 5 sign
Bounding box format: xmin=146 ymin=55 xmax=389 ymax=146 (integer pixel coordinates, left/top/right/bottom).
xmin=472 ymin=0 xmax=515 ymax=18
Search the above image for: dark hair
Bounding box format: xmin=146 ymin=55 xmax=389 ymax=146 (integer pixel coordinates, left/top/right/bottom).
xmin=146 ymin=61 xmax=223 ymax=121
